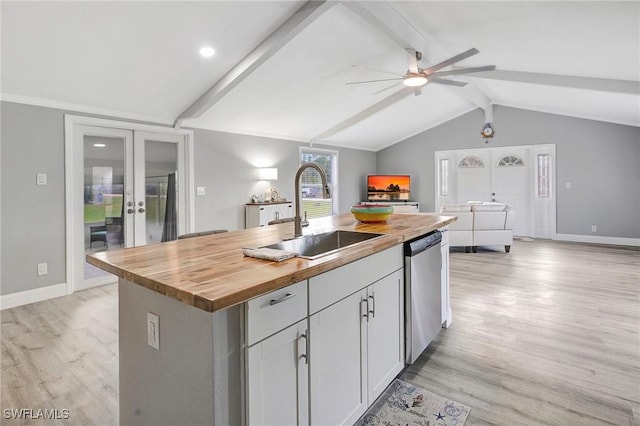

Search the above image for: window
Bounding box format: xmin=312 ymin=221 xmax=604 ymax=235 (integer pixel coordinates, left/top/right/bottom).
xmin=439 ymin=159 xmax=449 ymax=196
xmin=537 ymin=154 xmax=550 ymax=197
xmin=497 ymin=155 xmax=524 ymax=167
xmin=299 ymin=147 xmax=338 ymax=218
xmin=458 ymin=156 xmax=484 ymax=168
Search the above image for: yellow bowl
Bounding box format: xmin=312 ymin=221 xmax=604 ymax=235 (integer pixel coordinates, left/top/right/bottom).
xmin=350 ymin=204 xmax=393 ymax=223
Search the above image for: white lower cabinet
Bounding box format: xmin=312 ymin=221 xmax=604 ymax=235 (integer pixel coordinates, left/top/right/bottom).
xmin=309 ymin=290 xmax=367 ymax=426
xmin=246 ymin=245 xmax=405 ymax=426
xmin=367 ymin=270 xmax=404 ymax=402
xmin=246 ymin=319 xmax=309 ymax=426
xmin=309 ymin=269 xmax=404 ymax=425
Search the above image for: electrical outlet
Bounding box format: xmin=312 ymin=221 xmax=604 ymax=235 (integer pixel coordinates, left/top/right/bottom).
xmin=196 ymin=186 xmax=206 ymax=196
xmin=147 ymin=312 xmax=160 ymax=350
xmin=591 ymin=225 xmax=598 ymax=233
xmin=565 ymin=182 xmax=571 ymax=189
xmin=36 ymin=173 xmax=47 ymax=186
xmin=37 ymin=263 xmax=48 ymax=276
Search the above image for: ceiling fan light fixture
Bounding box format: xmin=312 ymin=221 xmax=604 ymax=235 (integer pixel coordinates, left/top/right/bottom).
xmin=403 ymin=74 xmax=427 ymax=87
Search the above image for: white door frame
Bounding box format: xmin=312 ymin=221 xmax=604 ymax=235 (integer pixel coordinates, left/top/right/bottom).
xmin=64 ymin=115 xmax=195 ymax=294
xmin=434 ymin=143 xmax=557 ymax=239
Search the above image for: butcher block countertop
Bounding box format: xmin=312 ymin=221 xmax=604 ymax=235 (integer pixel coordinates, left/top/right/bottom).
xmin=87 ymin=213 xmax=456 ymax=313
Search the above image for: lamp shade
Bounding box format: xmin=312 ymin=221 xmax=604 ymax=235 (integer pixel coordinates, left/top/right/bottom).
xmin=258 ymin=167 xmax=278 ymax=180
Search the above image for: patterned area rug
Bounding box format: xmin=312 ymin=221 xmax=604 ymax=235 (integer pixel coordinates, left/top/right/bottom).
xmin=355 ymin=379 xmax=470 ymax=426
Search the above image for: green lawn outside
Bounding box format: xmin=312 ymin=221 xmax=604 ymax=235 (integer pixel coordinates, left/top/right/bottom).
xmin=302 ymin=198 xmax=332 ymax=219
xmin=84 ymin=195 xmax=123 ymax=223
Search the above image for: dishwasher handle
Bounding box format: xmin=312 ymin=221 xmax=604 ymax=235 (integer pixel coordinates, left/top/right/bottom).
xmin=405 ymin=231 xmax=442 ymax=256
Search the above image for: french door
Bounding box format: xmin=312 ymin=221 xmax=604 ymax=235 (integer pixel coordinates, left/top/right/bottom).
xmin=66 ymin=116 xmax=193 ymax=293
xmin=435 ymin=144 xmax=556 ymax=238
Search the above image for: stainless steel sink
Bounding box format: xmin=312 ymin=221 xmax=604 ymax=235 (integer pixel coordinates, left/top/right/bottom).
xmin=262 ymin=230 xmax=383 ymax=260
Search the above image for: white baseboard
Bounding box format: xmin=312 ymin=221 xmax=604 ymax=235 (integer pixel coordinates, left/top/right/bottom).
xmin=554 ymin=233 xmax=640 ymax=247
xmin=0 ymin=283 xmax=67 ymax=310
xmin=75 ymin=276 xmax=117 ymax=292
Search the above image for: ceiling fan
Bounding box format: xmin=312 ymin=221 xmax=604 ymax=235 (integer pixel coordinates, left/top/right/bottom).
xmin=347 ymin=48 xmax=495 ymax=93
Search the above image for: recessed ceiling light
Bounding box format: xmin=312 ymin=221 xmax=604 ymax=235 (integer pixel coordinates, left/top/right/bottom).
xmin=199 ymin=46 xmax=215 ymax=58
xmin=93 ymin=143 xmax=106 ymax=148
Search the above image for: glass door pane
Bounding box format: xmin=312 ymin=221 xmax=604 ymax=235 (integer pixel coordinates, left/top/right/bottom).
xmin=83 ymin=135 xmax=126 ymax=279
xmin=144 ymin=139 xmax=178 ymax=245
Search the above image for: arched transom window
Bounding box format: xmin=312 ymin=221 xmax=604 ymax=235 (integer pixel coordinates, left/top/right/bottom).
xmin=497 ymin=155 xmax=524 ymax=167
xmin=458 ymin=156 xmax=484 ymax=168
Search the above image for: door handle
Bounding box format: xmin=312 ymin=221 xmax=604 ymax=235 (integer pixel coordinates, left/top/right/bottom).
xmin=298 ymin=332 xmax=308 ymax=364
xmin=138 ymin=208 xmax=145 ymax=213
xmin=127 ymin=209 xmax=134 ymax=214
xmin=269 ymin=292 xmax=296 ymax=306
xmin=368 ymin=293 xmax=376 ymax=319
xmin=361 ymin=298 xmax=369 ymax=321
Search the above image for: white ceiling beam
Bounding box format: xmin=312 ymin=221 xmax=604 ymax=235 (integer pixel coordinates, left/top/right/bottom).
xmin=313 ymin=87 xmax=415 ymax=141
xmin=174 ymin=0 xmax=334 ymax=126
xmin=472 ymin=70 xmax=640 ymax=95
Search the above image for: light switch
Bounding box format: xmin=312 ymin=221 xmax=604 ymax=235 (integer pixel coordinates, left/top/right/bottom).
xmin=565 ymin=182 xmax=571 ymax=189
xmin=37 ymin=173 xmax=47 ymax=186
xmin=196 ymin=186 xmax=206 ymax=196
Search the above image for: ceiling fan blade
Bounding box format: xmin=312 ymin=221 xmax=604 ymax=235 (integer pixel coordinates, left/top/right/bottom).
xmin=429 ymin=65 xmax=496 ymax=78
xmin=405 ymin=48 xmax=420 ymax=74
xmin=351 ymin=64 xmax=400 ymax=77
xmin=372 ymin=82 xmax=402 ymax=95
xmin=431 ymin=78 xmax=467 ymax=87
xmin=346 ymin=77 xmax=402 ymax=85
xmin=423 ymin=48 xmax=479 ymax=74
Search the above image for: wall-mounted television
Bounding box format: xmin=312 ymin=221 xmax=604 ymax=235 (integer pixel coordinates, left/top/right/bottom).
xmin=367 ymin=175 xmax=411 ymax=201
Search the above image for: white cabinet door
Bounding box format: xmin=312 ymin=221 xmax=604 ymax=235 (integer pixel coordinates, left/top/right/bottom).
xmin=276 ymin=203 xmax=294 ymax=220
xmin=247 ymin=319 xmax=309 ymax=426
xmin=366 ymin=270 xmax=404 ymax=402
xmin=310 ymin=290 xmax=367 ymax=426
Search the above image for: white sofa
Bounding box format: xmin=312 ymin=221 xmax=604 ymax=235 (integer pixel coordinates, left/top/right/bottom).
xmin=441 ymin=202 xmax=515 ymax=253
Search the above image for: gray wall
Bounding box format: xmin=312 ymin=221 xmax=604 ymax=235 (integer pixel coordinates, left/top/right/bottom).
xmin=1 ymin=102 xmax=67 ymax=294
xmin=377 ymin=105 xmax=640 ymax=238
xmin=191 ymin=129 xmax=376 ymax=233
xmin=0 ymin=101 xmax=376 ymax=296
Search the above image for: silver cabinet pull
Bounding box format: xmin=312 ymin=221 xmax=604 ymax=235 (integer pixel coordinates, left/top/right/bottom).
xmin=127 ymin=209 xmax=134 ymax=214
xmin=369 ymin=293 xmax=376 ymax=319
xmin=298 ymin=332 xmax=308 ymax=364
xmin=138 ymin=208 xmax=145 ymax=213
xmin=361 ymin=298 xmax=369 ymax=321
xmin=269 ymin=292 xmax=296 ymax=306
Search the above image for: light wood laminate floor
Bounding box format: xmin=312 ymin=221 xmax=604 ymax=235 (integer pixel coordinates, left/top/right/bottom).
xmin=1 ymin=240 xmax=638 ymax=425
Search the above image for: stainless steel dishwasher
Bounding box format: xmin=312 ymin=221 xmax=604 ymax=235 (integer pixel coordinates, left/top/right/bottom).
xmin=405 ymin=230 xmax=442 ymax=364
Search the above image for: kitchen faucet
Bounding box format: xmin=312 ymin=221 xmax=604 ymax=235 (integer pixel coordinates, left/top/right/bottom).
xmin=294 ymin=163 xmax=330 ymax=237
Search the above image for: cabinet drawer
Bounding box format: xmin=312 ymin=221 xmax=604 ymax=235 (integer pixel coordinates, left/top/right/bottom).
xmin=246 ymin=281 xmax=307 ymax=346
xmin=309 ymin=245 xmax=403 ymax=315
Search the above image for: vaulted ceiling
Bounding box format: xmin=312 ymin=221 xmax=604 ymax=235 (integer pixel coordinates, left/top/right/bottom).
xmin=2 ymin=1 xmax=638 ymax=151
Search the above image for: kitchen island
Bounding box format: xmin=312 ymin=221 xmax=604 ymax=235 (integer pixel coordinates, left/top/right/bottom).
xmin=87 ymin=213 xmax=456 ymax=426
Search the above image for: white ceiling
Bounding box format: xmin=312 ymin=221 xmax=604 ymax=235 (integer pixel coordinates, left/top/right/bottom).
xmin=2 ymin=1 xmax=638 ymax=152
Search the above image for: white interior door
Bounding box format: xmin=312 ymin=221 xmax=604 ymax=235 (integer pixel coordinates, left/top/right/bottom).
xmin=67 ymin=118 xmax=193 ymax=293
xmin=455 ymin=151 xmax=491 ymax=203
xmin=490 ymin=148 xmax=532 ymax=237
